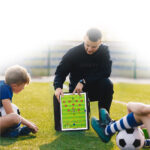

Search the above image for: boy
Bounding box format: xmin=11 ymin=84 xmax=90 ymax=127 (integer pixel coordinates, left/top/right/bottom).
xmin=0 ymin=65 xmax=38 ymax=137
xmin=91 ymin=102 xmax=150 ymax=148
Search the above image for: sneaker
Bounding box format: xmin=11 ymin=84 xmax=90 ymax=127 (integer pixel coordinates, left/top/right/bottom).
xmin=2 ymin=126 xmax=32 ymax=138
xmin=99 ymin=108 xmax=112 ymax=125
xmin=91 ymin=117 xmax=112 ymax=143
xmin=143 ymin=139 xmax=150 ymax=149
xmin=19 ymin=126 xmax=32 ymax=136
xmin=2 ymin=128 xmax=20 ymax=138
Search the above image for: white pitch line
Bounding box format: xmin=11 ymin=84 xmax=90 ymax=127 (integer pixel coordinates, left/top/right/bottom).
xmin=113 ymin=100 xmax=127 ymax=105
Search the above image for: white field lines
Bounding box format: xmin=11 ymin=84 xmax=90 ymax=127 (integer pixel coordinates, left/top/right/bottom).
xmin=113 ymin=100 xmax=127 ymax=105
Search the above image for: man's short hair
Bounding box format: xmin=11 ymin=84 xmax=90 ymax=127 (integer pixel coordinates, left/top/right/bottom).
xmin=86 ymin=28 xmax=102 ymax=42
xmin=5 ymin=65 xmax=30 ymax=85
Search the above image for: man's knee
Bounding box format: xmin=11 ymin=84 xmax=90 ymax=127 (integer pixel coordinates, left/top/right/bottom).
xmin=104 ymin=78 xmax=113 ymax=87
xmin=100 ymin=78 xmax=114 ymax=93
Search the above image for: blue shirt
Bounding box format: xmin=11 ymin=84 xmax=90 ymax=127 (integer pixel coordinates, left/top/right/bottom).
xmin=0 ymin=80 xmax=13 ymax=107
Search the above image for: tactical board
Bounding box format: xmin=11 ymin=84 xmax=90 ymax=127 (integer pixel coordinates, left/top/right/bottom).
xmin=60 ymin=93 xmax=89 ymax=131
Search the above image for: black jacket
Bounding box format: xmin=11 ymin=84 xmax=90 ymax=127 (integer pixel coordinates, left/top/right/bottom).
xmin=54 ymin=43 xmax=112 ymax=92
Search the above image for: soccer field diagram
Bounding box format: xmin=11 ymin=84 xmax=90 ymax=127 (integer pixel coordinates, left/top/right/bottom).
xmin=60 ymin=93 xmax=88 ymax=131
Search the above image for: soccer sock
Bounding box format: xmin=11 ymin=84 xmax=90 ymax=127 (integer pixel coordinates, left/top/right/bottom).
xmin=105 ymin=112 xmax=142 ymax=135
xmin=10 ymin=121 xmax=21 ymax=130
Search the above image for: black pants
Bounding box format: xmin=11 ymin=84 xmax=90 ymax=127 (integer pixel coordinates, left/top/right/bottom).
xmin=53 ymin=78 xmax=114 ymax=131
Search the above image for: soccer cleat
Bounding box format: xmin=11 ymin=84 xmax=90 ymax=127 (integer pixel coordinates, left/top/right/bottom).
xmin=1 ymin=122 xmax=22 ymax=138
xmin=19 ymin=126 xmax=32 ymax=136
xmin=99 ymin=108 xmax=112 ymax=125
xmin=143 ymin=139 xmax=150 ymax=149
xmin=91 ymin=117 xmax=112 ymax=143
xmin=2 ymin=126 xmax=32 ymax=138
xmin=2 ymin=129 xmax=20 ymax=138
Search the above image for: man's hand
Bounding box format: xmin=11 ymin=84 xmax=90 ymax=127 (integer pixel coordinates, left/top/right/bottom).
xmin=73 ymin=82 xmax=83 ymax=95
xmin=55 ymin=88 xmax=64 ymax=103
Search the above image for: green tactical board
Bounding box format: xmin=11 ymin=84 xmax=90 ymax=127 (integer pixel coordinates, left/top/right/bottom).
xmin=60 ymin=93 xmax=89 ymax=131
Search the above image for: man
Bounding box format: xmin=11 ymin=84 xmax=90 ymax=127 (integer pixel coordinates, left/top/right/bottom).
xmin=53 ymin=28 xmax=114 ymax=131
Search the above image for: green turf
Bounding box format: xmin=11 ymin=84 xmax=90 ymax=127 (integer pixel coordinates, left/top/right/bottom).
xmin=0 ymin=82 xmax=150 ymax=150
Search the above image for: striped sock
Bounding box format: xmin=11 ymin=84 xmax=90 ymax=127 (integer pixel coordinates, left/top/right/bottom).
xmin=105 ymin=112 xmax=142 ymax=135
xmin=10 ymin=121 xmax=21 ymax=130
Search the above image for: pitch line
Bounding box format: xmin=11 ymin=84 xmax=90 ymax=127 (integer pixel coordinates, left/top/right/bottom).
xmin=113 ymin=100 xmax=127 ymax=105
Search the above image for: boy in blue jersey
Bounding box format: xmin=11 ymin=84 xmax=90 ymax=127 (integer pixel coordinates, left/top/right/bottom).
xmin=0 ymin=65 xmax=38 ymax=137
xmin=91 ymin=102 xmax=150 ymax=148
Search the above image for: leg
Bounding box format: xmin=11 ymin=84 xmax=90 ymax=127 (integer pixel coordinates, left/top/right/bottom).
xmin=53 ymin=95 xmax=61 ymax=131
xmin=0 ymin=113 xmax=20 ymax=135
xmin=97 ymin=78 xmax=113 ymax=113
xmin=105 ymin=112 xmax=142 ymax=135
xmin=86 ymin=78 xmax=113 ymax=120
xmin=87 ymin=78 xmax=113 ymax=112
xmin=134 ymin=114 xmax=150 ymax=136
xmin=91 ymin=108 xmax=113 ymax=143
xmin=91 ymin=109 xmax=143 ymax=143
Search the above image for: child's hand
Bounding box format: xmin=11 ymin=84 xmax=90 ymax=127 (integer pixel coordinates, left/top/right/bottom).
xmin=28 ymin=122 xmax=38 ymax=133
xmin=20 ymin=116 xmax=38 ymax=133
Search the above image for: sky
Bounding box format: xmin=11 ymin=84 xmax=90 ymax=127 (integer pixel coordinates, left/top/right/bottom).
xmin=0 ymin=0 xmax=150 ymax=67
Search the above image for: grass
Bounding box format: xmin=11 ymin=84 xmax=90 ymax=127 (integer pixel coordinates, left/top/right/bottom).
xmin=0 ymin=82 xmax=150 ymax=150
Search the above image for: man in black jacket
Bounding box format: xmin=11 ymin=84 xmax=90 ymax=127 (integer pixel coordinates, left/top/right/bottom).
xmin=53 ymin=28 xmax=114 ymax=131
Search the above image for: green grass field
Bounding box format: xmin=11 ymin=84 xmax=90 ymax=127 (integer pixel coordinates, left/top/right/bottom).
xmin=0 ymin=82 xmax=150 ymax=150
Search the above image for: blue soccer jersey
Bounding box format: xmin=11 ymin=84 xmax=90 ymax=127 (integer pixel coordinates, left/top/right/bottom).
xmin=0 ymin=80 xmax=13 ymax=107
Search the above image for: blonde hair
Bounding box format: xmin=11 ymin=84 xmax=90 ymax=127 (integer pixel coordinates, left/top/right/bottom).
xmin=5 ymin=65 xmax=30 ymax=85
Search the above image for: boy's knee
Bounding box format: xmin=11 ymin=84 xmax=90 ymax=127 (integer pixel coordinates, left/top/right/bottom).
xmin=10 ymin=113 xmax=20 ymax=125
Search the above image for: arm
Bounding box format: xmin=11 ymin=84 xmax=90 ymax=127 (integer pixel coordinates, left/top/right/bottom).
xmin=100 ymin=46 xmax=112 ymax=78
xmin=127 ymin=102 xmax=150 ymax=115
xmin=20 ymin=116 xmax=38 ymax=133
xmin=84 ymin=46 xmax=112 ymax=84
xmin=2 ymin=99 xmax=15 ymax=114
xmin=53 ymin=51 xmax=72 ymax=100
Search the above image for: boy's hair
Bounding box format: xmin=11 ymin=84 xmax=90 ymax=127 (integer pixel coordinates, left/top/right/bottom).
xmin=5 ymin=65 xmax=30 ymax=85
xmin=86 ymin=28 xmax=102 ymax=42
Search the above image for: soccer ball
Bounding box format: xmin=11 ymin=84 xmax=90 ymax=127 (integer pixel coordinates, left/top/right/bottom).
xmin=0 ymin=103 xmax=20 ymax=116
xmin=116 ymin=128 xmax=145 ymax=150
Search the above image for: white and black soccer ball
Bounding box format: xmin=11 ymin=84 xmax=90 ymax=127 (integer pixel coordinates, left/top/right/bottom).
xmin=116 ymin=127 xmax=145 ymax=150
xmin=0 ymin=103 xmax=20 ymax=116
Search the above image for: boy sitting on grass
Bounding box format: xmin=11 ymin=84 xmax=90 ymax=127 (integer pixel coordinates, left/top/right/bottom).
xmin=0 ymin=65 xmax=38 ymax=137
xmin=91 ymin=102 xmax=150 ymax=148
